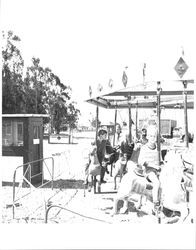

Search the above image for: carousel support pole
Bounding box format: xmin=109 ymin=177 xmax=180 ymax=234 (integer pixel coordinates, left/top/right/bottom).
xmin=183 ymin=80 xmax=189 ymax=148
xmin=113 ymin=107 xmax=117 ymax=146
xmin=128 ymin=96 xmax=132 ymax=142
xmin=111 ymin=106 xmax=117 ymax=177
xmin=135 ymin=101 xmax=138 ymax=139
xmin=95 ymin=105 xmax=99 ymax=144
xmin=156 ymin=81 xmax=161 ymax=166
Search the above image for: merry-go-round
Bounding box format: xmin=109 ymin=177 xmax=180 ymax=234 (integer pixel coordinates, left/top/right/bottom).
xmin=85 ymin=76 xmax=194 ymax=223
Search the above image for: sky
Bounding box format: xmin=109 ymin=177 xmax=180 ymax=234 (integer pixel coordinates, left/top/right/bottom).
xmin=1 ymin=0 xmax=196 ymax=125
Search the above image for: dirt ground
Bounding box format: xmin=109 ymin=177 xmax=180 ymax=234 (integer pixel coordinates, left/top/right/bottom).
xmin=1 ymin=178 xmax=160 ymax=224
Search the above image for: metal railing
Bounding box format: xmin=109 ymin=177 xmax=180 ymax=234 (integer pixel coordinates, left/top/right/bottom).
xmin=45 ymin=204 xmax=112 ymax=224
xmin=12 ymin=157 xmax=54 ymax=219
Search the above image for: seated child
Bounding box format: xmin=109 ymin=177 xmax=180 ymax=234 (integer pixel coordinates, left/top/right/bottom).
xmin=113 ymin=134 xmax=134 ymax=178
xmin=136 ymin=126 xmax=161 ymax=211
xmin=120 ymin=134 xmax=134 ymax=161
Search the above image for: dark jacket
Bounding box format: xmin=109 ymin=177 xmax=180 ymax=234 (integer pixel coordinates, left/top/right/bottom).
xmin=120 ymin=141 xmax=134 ymax=160
xmin=96 ymin=139 xmax=107 ymax=165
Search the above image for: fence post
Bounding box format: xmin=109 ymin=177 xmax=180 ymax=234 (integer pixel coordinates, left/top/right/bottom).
xmin=13 ymin=170 xmax=17 ymax=219
xmin=51 ymin=157 xmax=54 ymax=190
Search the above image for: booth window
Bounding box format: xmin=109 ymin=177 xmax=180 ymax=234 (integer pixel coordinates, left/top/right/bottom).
xmin=17 ymin=122 xmax=23 ymax=146
xmin=2 ymin=120 xmax=24 ymax=146
xmin=33 ymin=126 xmax=40 ymax=139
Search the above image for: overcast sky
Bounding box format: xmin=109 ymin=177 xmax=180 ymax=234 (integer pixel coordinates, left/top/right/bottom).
xmin=1 ymin=0 xmax=196 ymax=125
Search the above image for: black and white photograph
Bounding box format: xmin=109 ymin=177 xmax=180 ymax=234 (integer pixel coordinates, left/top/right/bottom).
xmin=0 ymin=0 xmax=195 ymax=249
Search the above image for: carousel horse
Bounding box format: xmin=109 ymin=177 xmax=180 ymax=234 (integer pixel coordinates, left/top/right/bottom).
xmin=86 ymin=145 xmax=102 ymax=192
xmin=85 ymin=145 xmax=111 ymax=193
xmin=113 ymin=153 xmax=128 ymax=190
xmin=113 ymin=150 xmax=193 ymax=223
xmin=113 ymin=143 xmax=139 ymax=190
xmin=105 ymin=144 xmax=120 ymax=174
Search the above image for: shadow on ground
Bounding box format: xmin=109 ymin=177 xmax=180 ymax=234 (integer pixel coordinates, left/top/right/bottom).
xmin=2 ymin=179 xmax=85 ymax=189
xmin=43 ymin=179 xmax=85 ymax=189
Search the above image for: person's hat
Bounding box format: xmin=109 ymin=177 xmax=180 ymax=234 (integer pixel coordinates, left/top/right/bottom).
xmin=98 ymin=126 xmax=107 ymax=135
xmin=101 ymin=126 xmax=107 ymax=131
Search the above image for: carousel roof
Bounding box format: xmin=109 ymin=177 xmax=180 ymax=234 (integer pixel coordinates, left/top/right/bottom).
xmin=86 ymin=80 xmax=194 ymax=109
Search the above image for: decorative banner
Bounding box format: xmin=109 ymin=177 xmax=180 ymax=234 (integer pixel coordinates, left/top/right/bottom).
xmin=174 ymin=57 xmax=189 ymax=78
xmin=97 ymin=83 xmax=103 ymax=92
xmin=89 ymin=85 xmax=92 ymax=97
xmin=143 ymin=63 xmax=147 ymax=88
xmin=143 ymin=63 xmax=146 ymax=77
xmin=122 ymin=70 xmax=128 ymax=87
xmin=108 ymin=78 xmax=113 ymax=88
xmin=181 ymin=46 xmax=184 ymax=57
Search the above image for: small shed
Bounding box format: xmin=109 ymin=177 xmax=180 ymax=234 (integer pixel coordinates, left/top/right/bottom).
xmin=2 ymin=114 xmax=49 ymax=184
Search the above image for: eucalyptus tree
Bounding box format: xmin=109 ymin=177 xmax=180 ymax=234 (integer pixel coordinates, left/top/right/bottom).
xmin=25 ymin=58 xmax=74 ymax=133
xmin=2 ymin=31 xmax=80 ymax=134
xmin=64 ymin=102 xmax=80 ymax=142
xmin=2 ymin=31 xmax=26 ymax=113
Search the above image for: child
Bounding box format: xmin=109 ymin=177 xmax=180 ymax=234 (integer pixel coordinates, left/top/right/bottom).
xmin=113 ymin=134 xmax=134 ymax=189
xmin=137 ymin=126 xmax=161 ymax=211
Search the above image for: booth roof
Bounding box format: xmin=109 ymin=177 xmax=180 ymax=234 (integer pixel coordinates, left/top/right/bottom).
xmin=2 ymin=114 xmax=49 ymax=118
xmin=86 ymin=80 xmax=194 ymax=109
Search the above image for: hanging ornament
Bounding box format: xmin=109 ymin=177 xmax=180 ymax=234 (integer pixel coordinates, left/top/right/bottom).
xmin=89 ymin=85 xmax=92 ymax=97
xmin=143 ymin=63 xmax=147 ymax=88
xmin=108 ymin=78 xmax=113 ymax=88
xmin=97 ymin=83 xmax=103 ymax=92
xmin=122 ymin=71 xmax=128 ymax=87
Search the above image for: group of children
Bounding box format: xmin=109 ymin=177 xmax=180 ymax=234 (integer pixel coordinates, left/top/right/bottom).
xmin=84 ymin=124 xmax=161 ymax=210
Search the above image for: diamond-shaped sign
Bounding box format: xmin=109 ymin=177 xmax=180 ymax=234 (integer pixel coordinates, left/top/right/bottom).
xmin=174 ymin=57 xmax=189 ymax=78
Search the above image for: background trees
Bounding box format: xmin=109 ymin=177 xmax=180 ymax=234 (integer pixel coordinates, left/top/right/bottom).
xmin=2 ymin=31 xmax=80 ymax=134
xmin=2 ymin=31 xmax=26 ymax=113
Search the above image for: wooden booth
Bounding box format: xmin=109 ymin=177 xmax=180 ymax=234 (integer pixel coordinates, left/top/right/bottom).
xmin=2 ymin=114 xmax=49 ymax=184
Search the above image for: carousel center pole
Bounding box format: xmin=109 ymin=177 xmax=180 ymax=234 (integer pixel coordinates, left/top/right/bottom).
xmin=128 ymin=95 xmax=132 ymax=142
xmin=95 ymin=104 xmax=99 ymax=144
xmin=183 ymin=80 xmax=189 ymax=148
xmin=135 ymin=101 xmax=138 ymax=139
xmin=113 ymin=106 xmax=117 ymax=146
xmin=156 ymin=81 xmax=161 ymax=165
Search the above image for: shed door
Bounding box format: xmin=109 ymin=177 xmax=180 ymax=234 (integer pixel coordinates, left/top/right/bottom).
xmin=31 ymin=122 xmax=42 ymax=184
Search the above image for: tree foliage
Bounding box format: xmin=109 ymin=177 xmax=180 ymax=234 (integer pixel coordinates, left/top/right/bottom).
xmin=65 ymin=102 xmax=81 ymax=129
xmin=2 ymin=31 xmax=80 ymax=133
xmin=2 ymin=31 xmax=26 ymax=113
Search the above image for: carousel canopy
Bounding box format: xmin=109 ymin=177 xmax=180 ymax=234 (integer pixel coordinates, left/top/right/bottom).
xmin=86 ymin=80 xmax=194 ymax=109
